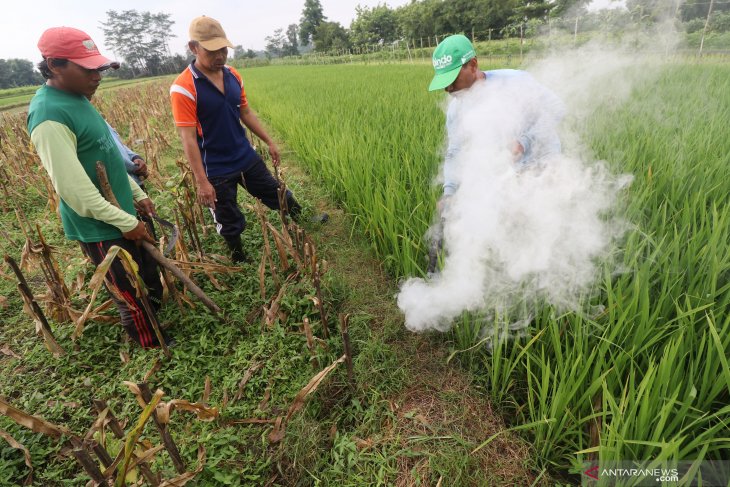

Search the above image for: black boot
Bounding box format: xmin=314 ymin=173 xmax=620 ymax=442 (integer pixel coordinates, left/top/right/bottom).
xmin=286 ymin=195 xmax=328 ymax=224
xmin=225 ymin=237 xmax=249 ymax=264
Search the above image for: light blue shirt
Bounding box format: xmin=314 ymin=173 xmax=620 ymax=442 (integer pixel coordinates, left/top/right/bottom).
xmin=442 ymin=69 xmax=565 ymax=196
xmin=105 ymin=122 xmax=143 ymax=185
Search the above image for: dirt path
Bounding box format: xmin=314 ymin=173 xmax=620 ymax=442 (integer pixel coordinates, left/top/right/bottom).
xmin=283 ymin=160 xmax=547 ymax=485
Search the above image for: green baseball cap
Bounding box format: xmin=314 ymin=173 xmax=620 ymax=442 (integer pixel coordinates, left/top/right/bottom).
xmin=428 ymin=34 xmax=476 ymax=92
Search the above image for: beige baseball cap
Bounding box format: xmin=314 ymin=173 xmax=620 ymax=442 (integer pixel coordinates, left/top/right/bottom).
xmin=189 ymin=16 xmax=234 ymax=51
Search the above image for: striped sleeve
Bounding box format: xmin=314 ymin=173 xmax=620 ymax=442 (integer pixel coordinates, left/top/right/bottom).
xmin=228 ymin=66 xmax=249 ymax=108
xmin=170 ymin=70 xmax=198 ymax=127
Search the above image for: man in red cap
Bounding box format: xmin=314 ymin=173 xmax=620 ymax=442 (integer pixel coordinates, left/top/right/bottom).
xmin=27 ymin=27 xmax=172 ymax=349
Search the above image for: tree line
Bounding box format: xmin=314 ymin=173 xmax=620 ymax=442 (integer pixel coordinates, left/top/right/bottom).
xmin=0 ymin=60 xmax=43 ymax=90
xmin=263 ymin=0 xmax=730 ymax=57
xmin=2 ymin=0 xmax=729 ymax=89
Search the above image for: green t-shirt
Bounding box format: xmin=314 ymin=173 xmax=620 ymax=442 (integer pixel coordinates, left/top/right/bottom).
xmin=27 ymin=85 xmax=139 ymax=242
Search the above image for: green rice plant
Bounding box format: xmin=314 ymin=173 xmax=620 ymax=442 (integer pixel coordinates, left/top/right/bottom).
xmin=241 ymin=61 xmax=730 ymax=478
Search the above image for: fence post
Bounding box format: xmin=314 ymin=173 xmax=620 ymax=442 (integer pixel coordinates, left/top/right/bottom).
xmin=520 ymin=23 xmax=524 ymax=60
xmin=699 ymin=0 xmax=716 ymax=56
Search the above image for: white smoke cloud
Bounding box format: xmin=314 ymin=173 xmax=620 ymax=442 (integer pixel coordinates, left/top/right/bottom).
xmin=397 ymin=22 xmax=682 ymax=333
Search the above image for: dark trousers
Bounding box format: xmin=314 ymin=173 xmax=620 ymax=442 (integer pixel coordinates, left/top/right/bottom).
xmin=79 ymin=238 xmax=168 ymax=349
xmin=208 ymin=156 xmax=301 ymax=241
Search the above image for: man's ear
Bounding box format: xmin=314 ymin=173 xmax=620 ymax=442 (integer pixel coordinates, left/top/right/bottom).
xmin=47 ymin=58 xmax=64 ymax=75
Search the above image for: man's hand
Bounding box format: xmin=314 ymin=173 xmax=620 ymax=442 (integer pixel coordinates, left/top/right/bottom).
xmin=268 ymin=142 xmax=281 ymax=167
xmin=197 ymin=179 xmax=217 ymax=210
xmin=510 ymin=141 xmax=525 ymax=160
xmin=123 ymin=221 xmax=155 ymax=244
xmin=437 ymin=195 xmax=452 ymax=214
xmin=134 ymin=197 xmax=156 ymax=218
xmin=132 ymin=157 xmax=149 ymax=179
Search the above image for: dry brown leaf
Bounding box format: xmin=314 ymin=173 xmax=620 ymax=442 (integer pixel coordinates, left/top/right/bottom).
xmin=267 ymin=416 xmax=285 ymax=444
xmin=286 ymin=355 xmax=345 ymax=422
xmin=0 ymin=428 xmax=33 ymax=485
xmin=84 ymin=407 xmax=109 ymax=441
xmin=258 ymin=384 xmax=272 ymax=412
xmin=353 ymin=437 xmax=374 ymax=450
xmin=158 ymin=445 xmax=206 ymax=487
xmin=202 ymin=376 xmax=211 ymax=405
xmin=119 ymin=351 xmax=130 ymax=364
xmin=143 ymin=359 xmax=162 ymax=383
xmin=269 ymin=355 xmax=345 ymax=444
xmin=258 ymin=257 xmax=266 ymax=301
xmin=126 ymin=444 xmax=165 ymax=471
xmin=233 ymin=362 xmax=263 ymax=403
xmin=413 ymin=414 xmax=435 ymax=432
xmin=72 ymin=272 xmax=85 ymax=293
xmin=73 ymin=246 xmax=130 ymax=341
xmin=264 ymin=282 xmax=289 ymax=328
xmin=18 ymin=287 xmax=64 ymax=357
xmin=0 ymin=397 xmax=75 ymax=439
xmin=122 ymin=382 xmax=149 ymax=410
xmin=156 ymin=400 xmax=219 ymax=424
xmin=204 ymin=271 xmax=226 ymax=291
xmin=0 ymin=345 xmax=21 ymax=359
xmin=0 ymin=295 xmax=7 ymax=309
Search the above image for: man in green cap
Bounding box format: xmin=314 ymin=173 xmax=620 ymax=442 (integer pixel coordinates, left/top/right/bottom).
xmin=425 ymin=34 xmax=564 ymax=275
xmin=429 ymin=34 xmax=564 ymax=210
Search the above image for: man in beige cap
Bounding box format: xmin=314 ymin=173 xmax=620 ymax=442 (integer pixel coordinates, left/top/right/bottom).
xmin=171 ymin=16 xmax=322 ymax=264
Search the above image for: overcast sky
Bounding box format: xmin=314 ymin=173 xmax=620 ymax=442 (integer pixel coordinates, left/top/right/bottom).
xmin=5 ymin=0 xmax=624 ymax=62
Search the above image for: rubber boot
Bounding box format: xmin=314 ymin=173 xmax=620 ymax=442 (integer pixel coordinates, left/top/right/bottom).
xmin=225 ymin=237 xmax=248 ymax=264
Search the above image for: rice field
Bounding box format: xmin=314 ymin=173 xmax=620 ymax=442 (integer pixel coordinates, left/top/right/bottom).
xmin=243 ymin=61 xmax=730 ymax=476
xmin=1 ymin=58 xmax=729 ymax=484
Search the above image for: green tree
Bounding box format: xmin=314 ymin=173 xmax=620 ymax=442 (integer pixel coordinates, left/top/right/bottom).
xmin=100 ymin=10 xmax=176 ymax=76
xmin=283 ymin=24 xmax=300 ymax=56
xmin=0 ymin=59 xmax=43 ymax=88
xmin=313 ymin=21 xmax=351 ymax=52
xmin=626 ymin=0 xmax=680 ymax=22
xmin=549 ymin=0 xmax=591 ymax=17
xmin=396 ymin=0 xmax=520 ymax=41
xmin=265 ymin=28 xmax=285 ymax=57
xmin=300 ymin=0 xmax=326 ymax=45
xmin=350 ymin=4 xmax=399 ymax=47
xmin=680 ymin=0 xmax=730 ymax=21
xmin=234 ymin=46 xmax=257 ymax=59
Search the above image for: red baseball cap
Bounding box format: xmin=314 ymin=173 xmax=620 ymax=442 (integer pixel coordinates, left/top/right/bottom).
xmin=38 ymin=27 xmax=119 ymax=70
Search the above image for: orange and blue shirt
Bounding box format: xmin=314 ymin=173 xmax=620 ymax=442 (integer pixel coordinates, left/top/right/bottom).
xmin=170 ymin=62 xmax=257 ymax=178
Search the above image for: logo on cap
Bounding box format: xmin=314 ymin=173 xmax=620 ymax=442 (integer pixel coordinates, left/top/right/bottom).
xmin=433 ymin=54 xmax=453 ymax=70
xmin=82 ymin=40 xmax=96 ymax=51
xmin=461 ymin=50 xmax=476 ymax=64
